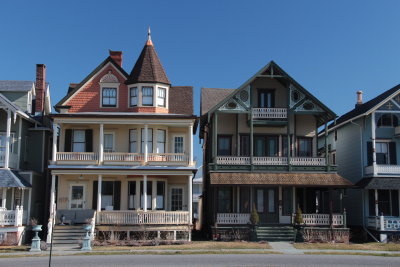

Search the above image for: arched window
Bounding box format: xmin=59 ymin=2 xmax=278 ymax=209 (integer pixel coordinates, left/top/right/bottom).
xmin=377 ymin=114 xmax=399 ymax=127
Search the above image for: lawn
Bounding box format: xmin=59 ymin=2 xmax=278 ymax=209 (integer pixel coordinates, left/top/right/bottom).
xmin=293 ymin=242 xmax=400 ymax=251
xmin=93 ymin=241 xmax=271 ymax=251
xmin=0 ymin=246 xmax=29 ymax=253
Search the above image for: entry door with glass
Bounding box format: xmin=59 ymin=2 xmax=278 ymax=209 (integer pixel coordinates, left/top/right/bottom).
xmin=70 ymin=185 xmax=85 ymax=209
xmin=170 ymin=187 xmax=184 ymax=211
xmin=254 ymin=187 xmax=278 ymax=224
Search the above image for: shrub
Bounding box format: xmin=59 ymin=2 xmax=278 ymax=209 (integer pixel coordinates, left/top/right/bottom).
xmin=295 ymin=206 xmax=303 ymax=225
xmin=250 ymin=203 xmax=259 ymax=225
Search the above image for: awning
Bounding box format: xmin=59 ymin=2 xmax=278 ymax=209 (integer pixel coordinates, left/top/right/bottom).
xmin=356 ymin=177 xmax=400 ymax=190
xmin=210 ymin=172 xmax=352 ymax=187
xmin=0 ymin=169 xmax=31 ymax=188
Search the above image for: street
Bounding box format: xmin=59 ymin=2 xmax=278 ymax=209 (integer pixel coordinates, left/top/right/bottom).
xmin=0 ymin=254 xmax=399 ymax=267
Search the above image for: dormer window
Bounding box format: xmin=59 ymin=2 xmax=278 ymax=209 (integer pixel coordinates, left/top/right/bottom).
xmin=142 ymin=86 xmax=153 ymax=106
xmin=102 ymin=87 xmax=117 ymax=107
xmin=130 ymin=87 xmax=138 ymax=106
xmin=157 ymin=87 xmax=166 ymax=107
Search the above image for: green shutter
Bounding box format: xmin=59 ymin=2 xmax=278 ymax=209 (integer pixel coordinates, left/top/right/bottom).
xmin=85 ymin=129 xmax=93 ymax=152
xmin=64 ymin=129 xmax=72 ymax=152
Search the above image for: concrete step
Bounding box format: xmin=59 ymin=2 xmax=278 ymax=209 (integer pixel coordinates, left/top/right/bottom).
xmin=51 ymin=239 xmax=81 ymax=244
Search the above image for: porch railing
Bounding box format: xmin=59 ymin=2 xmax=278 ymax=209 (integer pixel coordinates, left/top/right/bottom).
xmin=98 ymin=211 xmax=190 ymax=225
xmin=0 ymin=206 xmax=23 ymax=227
xmin=367 ymin=215 xmax=400 ymax=231
xmin=56 ymin=152 xmax=98 ymax=161
xmin=104 ymin=153 xmax=143 ymax=162
xmin=216 ymin=156 xmax=251 ymax=165
xmin=293 ymin=213 xmax=344 ymax=226
xmin=148 ymin=153 xmax=188 ymax=163
xmin=290 ymin=157 xmax=326 ymax=166
xmin=365 ymin=165 xmax=400 ymax=176
xmin=216 ymin=213 xmax=250 ymax=224
xmin=216 ymin=156 xmax=326 ymax=166
xmin=252 ymin=108 xmax=287 ymax=119
xmin=253 ymin=157 xmax=287 ymax=165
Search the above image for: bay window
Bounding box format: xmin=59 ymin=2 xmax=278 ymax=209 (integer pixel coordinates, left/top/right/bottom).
xmin=130 ymin=87 xmax=138 ymax=106
xmin=157 ymin=87 xmax=166 ymax=107
xmin=142 ymin=87 xmax=153 ymax=106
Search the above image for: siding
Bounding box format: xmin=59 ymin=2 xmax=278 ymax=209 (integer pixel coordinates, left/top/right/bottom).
xmin=1 ymin=92 xmax=29 ymax=111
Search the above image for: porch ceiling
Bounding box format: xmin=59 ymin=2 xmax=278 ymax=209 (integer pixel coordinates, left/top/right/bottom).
xmin=210 ymin=172 xmax=352 ymax=187
xmin=356 ymin=177 xmax=400 ymax=189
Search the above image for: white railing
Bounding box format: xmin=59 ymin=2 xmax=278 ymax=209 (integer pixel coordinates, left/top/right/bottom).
xmin=98 ymin=211 xmax=190 ymax=225
xmin=216 ymin=213 xmax=250 ymax=224
xmin=148 ymin=153 xmax=188 ymax=162
xmin=365 ymin=165 xmax=400 ymax=175
xmin=253 ymin=157 xmax=287 ymax=165
xmin=252 ymin=108 xmax=287 ymax=119
xmin=293 ymin=213 xmax=344 ymax=226
xmin=216 ymin=156 xmax=250 ymax=165
xmin=104 ymin=153 xmax=143 ymax=162
xmin=0 ymin=206 xmax=23 ymax=227
xmin=56 ymin=152 xmax=98 ymax=161
xmin=290 ymin=157 xmax=326 ymax=166
xmin=0 ymin=153 xmax=18 ymax=169
xmin=367 ymin=216 xmax=400 ymax=231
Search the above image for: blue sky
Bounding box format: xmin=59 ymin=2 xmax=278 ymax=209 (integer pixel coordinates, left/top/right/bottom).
xmin=1 ymin=0 xmax=400 ymax=165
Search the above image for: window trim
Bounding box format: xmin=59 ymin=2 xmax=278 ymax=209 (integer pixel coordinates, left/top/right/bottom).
xmin=172 ymin=134 xmax=185 ymax=154
xmin=142 ymin=86 xmax=154 ymax=106
xmin=129 ymin=87 xmax=138 ymax=107
xmin=101 ymin=87 xmax=118 ymax=108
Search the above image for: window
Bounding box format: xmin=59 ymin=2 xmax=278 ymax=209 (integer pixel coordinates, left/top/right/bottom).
xmin=240 ymin=135 xmax=250 ymax=156
xmin=128 ymin=181 xmax=136 ymax=210
xmin=171 ymin=187 xmax=183 ymax=211
xmin=239 ymin=187 xmax=250 ymax=213
xmin=217 ymin=135 xmax=231 ymax=156
xmin=130 ymin=87 xmax=138 ymax=106
xmin=174 ymin=136 xmax=184 ymax=153
xmin=217 ymin=187 xmax=232 ymax=213
xmin=129 ymin=129 xmax=137 ymax=153
xmin=104 ymin=133 xmax=114 ymax=153
xmin=376 ymin=142 xmax=389 ymax=164
xmin=72 ymin=130 xmax=85 ymax=152
xmin=254 ymin=135 xmax=278 ymax=157
xmin=156 ymin=181 xmax=165 ymax=210
xmin=377 ymin=114 xmax=398 ymax=127
xmin=142 ymin=87 xmax=153 ymax=106
xmin=297 ymin=137 xmax=312 ymax=157
xmin=102 ymin=87 xmax=117 ymax=107
xmin=331 ymin=152 xmax=337 ymax=165
xmin=157 ymin=87 xmax=166 ymax=107
xmin=0 ymin=133 xmax=15 ymax=153
xmin=282 ymin=136 xmax=291 ymax=157
xmin=101 ymin=181 xmax=114 ymax=210
xmin=156 ymin=130 xmax=166 ymax=153
xmin=141 ymin=128 xmax=153 ymax=153
xmin=258 ymin=89 xmax=275 ymax=108
xmin=140 ymin=181 xmax=152 ymax=210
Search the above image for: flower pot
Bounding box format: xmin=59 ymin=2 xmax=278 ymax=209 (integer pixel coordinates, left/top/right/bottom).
xmin=32 ymin=225 xmax=42 ymax=232
xmin=83 ymin=224 xmax=92 ymax=232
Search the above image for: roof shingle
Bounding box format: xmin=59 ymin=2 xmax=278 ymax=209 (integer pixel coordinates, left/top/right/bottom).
xmin=201 ymin=88 xmax=235 ymax=115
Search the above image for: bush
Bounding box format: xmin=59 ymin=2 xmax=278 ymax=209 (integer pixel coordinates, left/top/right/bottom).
xmin=250 ymin=203 xmax=259 ymax=225
xmin=295 ymin=206 xmax=303 ymax=225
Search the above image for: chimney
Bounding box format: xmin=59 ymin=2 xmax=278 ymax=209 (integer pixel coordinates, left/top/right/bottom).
xmin=109 ymin=50 xmax=122 ymax=67
xmin=35 ymin=64 xmax=46 ymax=115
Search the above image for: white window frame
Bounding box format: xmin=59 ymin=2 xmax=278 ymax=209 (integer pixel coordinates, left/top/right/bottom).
xmin=129 ymin=87 xmax=138 ymax=107
xmin=103 ymin=132 xmax=115 ymax=153
xmin=72 ymin=130 xmax=86 ymax=152
xmin=129 ymin=129 xmax=138 ymax=153
xmin=172 ymin=134 xmax=185 ymax=154
xmin=100 ymin=82 xmax=119 ymax=108
xmin=142 ymin=86 xmax=154 ymax=106
xmin=169 ymin=185 xmax=185 ymax=211
xmin=69 ymin=184 xmax=86 ymax=210
xmin=157 ymin=87 xmax=167 ymax=107
xmin=156 ymin=129 xmax=166 ymax=154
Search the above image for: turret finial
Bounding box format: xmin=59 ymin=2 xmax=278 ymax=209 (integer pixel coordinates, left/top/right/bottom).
xmin=146 ymin=26 xmax=153 ymax=45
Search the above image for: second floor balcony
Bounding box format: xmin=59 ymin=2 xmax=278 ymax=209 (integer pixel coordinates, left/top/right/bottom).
xmin=252 ymin=108 xmax=287 ymax=120
xmin=216 ymin=156 xmax=327 ymax=166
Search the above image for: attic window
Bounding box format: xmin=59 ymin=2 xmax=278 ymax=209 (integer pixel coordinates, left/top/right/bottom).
xmin=102 ymin=88 xmax=117 ymax=107
xmin=377 ymin=114 xmax=398 ymax=127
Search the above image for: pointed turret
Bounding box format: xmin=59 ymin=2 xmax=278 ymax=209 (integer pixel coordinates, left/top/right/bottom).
xmin=126 ymin=28 xmax=170 ymax=85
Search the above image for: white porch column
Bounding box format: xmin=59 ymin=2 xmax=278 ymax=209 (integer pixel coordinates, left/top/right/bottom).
xmin=375 ymin=189 xmax=379 ymax=216
xmin=371 ymin=112 xmax=377 ymax=175
xmin=1 ymin=188 xmax=6 ymax=208
xmin=97 ymin=175 xmax=102 ymax=213
xmin=99 ymin=124 xmax=104 ymax=164
xmin=49 ymin=175 xmax=56 ymax=215
xmin=152 ymin=180 xmax=157 ymax=210
xmin=4 ymin=109 xmax=11 ymax=169
xmin=188 ymin=174 xmax=193 ymax=223
xmin=188 ymin=123 xmax=193 ymax=166
xmin=52 ymin=123 xmax=58 ymax=163
xmin=144 ymin=125 xmax=148 ymax=163
xmin=143 ymin=175 xmax=148 ymax=211
xmin=135 ymin=180 xmax=140 ymax=210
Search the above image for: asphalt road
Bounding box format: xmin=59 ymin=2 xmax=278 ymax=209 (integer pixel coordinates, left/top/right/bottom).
xmin=0 ymin=254 xmax=399 ymax=267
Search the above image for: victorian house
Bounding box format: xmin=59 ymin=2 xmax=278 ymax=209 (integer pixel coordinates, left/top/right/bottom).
xmin=0 ymin=64 xmax=52 ymax=245
xmin=325 ymin=88 xmax=400 ymax=242
xmin=200 ymin=61 xmax=351 ymax=240
xmin=49 ymin=32 xmax=197 ymax=245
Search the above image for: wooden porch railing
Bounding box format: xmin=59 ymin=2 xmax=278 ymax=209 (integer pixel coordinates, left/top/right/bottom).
xmin=365 ymin=165 xmax=400 ymax=175
xmin=290 ymin=157 xmax=326 ymax=166
xmin=98 ymin=211 xmax=190 ymax=225
xmin=56 ymin=152 xmax=98 ymax=161
xmin=216 ymin=213 xmax=250 ymax=224
xmin=104 ymin=153 xmax=143 ymax=162
xmin=216 ymin=156 xmax=326 ymax=166
xmin=0 ymin=206 xmax=23 ymax=227
xmin=253 ymin=157 xmax=287 ymax=165
xmin=252 ymin=108 xmax=287 ymax=119
xmin=216 ymin=156 xmax=251 ymax=165
xmin=292 ymin=213 xmax=344 ymax=226
xmin=367 ymin=215 xmax=400 ymax=231
xmin=147 ymin=153 xmax=188 ymax=162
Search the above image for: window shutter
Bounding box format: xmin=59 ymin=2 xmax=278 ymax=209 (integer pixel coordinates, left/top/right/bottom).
xmin=85 ymin=129 xmax=93 ymax=152
xmin=92 ymin=181 xmax=98 ymax=210
xmin=64 ymin=129 xmax=72 ymax=152
xmin=113 ymin=181 xmax=121 ymax=210
xmin=367 ymin=141 xmax=373 ymax=166
xmin=390 ymin=142 xmax=397 ymax=165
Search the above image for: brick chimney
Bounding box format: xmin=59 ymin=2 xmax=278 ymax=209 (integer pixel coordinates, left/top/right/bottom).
xmin=35 ymin=64 xmax=46 ymax=115
xmin=355 ymin=90 xmax=363 ymax=108
xmin=109 ymin=50 xmax=122 ymax=67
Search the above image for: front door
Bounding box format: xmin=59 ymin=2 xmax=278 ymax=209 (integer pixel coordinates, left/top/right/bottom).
xmin=69 ymin=185 xmax=85 ymax=209
xmin=254 ymin=187 xmax=278 ymax=224
xmin=170 ymin=187 xmax=184 ymax=211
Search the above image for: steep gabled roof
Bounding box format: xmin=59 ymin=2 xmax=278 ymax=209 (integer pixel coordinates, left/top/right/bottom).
xmin=0 ymin=81 xmax=35 ymax=92
xmin=201 ymin=88 xmax=235 ymax=115
xmin=126 ymin=35 xmax=170 ymax=85
xmin=54 ymin=56 xmax=129 ymax=111
xmin=331 ymin=84 xmax=400 ymax=129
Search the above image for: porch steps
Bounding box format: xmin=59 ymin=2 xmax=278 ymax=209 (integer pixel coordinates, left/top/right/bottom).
xmin=51 ymin=225 xmax=87 ymax=248
xmin=256 ymin=225 xmax=295 ymax=242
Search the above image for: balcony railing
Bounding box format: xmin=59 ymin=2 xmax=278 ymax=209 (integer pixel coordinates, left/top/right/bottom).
xmin=216 ymin=156 xmax=326 ymax=166
xmin=0 ymin=206 xmax=23 ymax=227
xmin=0 ymin=153 xmax=18 ymax=169
xmin=365 ymin=165 xmax=400 ymax=176
xmin=104 ymin=153 xmax=144 ymax=163
xmin=252 ymin=108 xmax=287 ymax=119
xmin=148 ymin=153 xmax=188 ymax=163
xmin=216 ymin=213 xmax=250 ymax=224
xmin=367 ymin=216 xmax=400 ymax=231
xmin=97 ymin=211 xmax=190 ymax=225
xmin=56 ymin=152 xmax=98 ymax=162
xmin=292 ymin=213 xmax=344 ymax=227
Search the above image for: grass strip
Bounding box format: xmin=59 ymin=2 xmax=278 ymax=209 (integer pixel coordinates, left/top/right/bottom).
xmin=304 ymin=251 xmax=400 ymax=257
